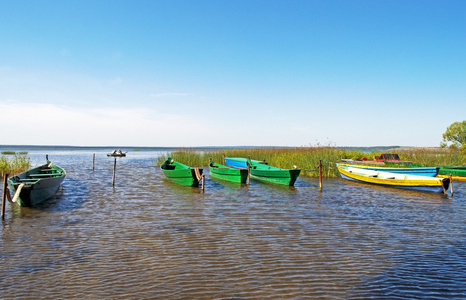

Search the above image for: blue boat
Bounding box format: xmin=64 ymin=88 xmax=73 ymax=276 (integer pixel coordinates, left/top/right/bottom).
xmin=338 ymin=163 xmax=439 ymax=177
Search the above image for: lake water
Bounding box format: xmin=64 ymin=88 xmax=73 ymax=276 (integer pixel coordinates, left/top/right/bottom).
xmin=1 ymin=149 xmax=466 ymax=299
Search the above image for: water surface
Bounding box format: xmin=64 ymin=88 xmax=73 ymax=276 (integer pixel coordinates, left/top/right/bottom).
xmin=1 ymin=149 xmax=465 ymax=299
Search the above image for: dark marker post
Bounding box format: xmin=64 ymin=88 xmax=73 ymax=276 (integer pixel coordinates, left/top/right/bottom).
xmin=319 ymin=160 xmax=322 ymax=190
xmin=112 ymin=158 xmax=117 ymax=186
xmin=1 ymin=174 xmax=8 ymax=220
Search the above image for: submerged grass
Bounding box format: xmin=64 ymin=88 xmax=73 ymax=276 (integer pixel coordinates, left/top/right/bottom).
xmin=156 ymin=147 xmax=466 ymax=178
xmin=0 ymin=155 xmax=31 ymax=178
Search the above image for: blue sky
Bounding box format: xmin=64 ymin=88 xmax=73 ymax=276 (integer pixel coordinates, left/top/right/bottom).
xmin=1 ymin=0 xmax=465 ymax=147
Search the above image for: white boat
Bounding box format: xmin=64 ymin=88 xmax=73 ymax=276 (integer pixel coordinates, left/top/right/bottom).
xmin=336 ymin=163 xmax=450 ymax=193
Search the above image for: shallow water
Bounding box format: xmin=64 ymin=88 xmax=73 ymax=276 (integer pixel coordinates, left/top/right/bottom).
xmin=1 ymin=149 xmax=466 ymax=299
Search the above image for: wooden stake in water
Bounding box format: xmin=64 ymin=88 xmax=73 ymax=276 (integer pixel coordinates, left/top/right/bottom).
xmin=1 ymin=174 xmax=8 ymax=220
xmin=93 ymin=153 xmax=95 ymax=171
xmin=201 ymin=175 xmax=205 ymax=191
xmin=112 ymin=158 xmax=117 ymax=186
xmin=318 ymin=160 xmax=322 ymax=190
xmin=450 ymin=175 xmax=453 ymax=196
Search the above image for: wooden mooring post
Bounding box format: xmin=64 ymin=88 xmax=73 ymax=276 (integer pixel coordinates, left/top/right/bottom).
xmin=201 ymin=175 xmax=205 ymax=191
xmin=318 ymin=160 xmax=323 ymax=190
xmin=112 ymin=158 xmax=117 ymax=186
xmin=450 ymin=175 xmax=453 ymax=196
xmin=2 ymin=174 xmax=9 ymax=220
xmin=93 ymin=153 xmax=95 ymax=171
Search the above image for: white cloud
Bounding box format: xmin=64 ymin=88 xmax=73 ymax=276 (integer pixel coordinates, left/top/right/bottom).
xmin=0 ymin=101 xmax=207 ymax=146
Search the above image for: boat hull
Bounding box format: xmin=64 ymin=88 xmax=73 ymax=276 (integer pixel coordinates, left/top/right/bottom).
xmin=107 ymin=153 xmax=126 ymax=157
xmin=225 ymin=157 xmax=300 ymax=186
xmin=209 ymin=162 xmax=248 ymax=183
xmin=160 ymin=158 xmax=203 ymax=187
xmin=336 ymin=164 xmax=449 ymax=193
xmin=340 ymin=163 xmax=439 ymax=177
xmin=250 ymin=168 xmax=301 ymax=186
xmin=437 ymin=167 xmax=466 ymax=180
xmin=8 ymin=164 xmax=66 ymax=207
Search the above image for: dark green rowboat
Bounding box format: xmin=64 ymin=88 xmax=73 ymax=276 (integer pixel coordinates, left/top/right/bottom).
xmin=160 ymin=157 xmax=204 ymax=187
xmin=8 ymin=160 xmax=66 ymax=207
xmin=209 ymin=159 xmax=249 ymax=184
xmin=225 ymin=157 xmax=301 ymax=186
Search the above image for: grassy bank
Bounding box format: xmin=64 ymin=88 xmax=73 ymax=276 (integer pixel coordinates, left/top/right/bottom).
xmin=0 ymin=155 xmax=31 ymax=178
xmin=155 ymin=147 xmax=466 ymax=178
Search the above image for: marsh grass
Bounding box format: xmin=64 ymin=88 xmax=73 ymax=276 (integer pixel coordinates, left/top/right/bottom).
xmin=0 ymin=151 xmax=28 ymax=155
xmin=157 ymin=147 xmax=353 ymax=177
xmin=156 ymin=147 xmax=466 ymax=178
xmin=1 ymin=151 xmax=16 ymax=155
xmin=401 ymin=148 xmax=466 ymax=167
xmin=0 ymin=155 xmax=31 ymax=177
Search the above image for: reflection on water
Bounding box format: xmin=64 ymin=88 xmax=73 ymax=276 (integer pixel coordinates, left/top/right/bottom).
xmin=1 ymin=149 xmax=466 ymax=299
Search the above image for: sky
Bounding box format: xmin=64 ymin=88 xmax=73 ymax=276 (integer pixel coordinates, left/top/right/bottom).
xmin=1 ymin=0 xmax=465 ymax=147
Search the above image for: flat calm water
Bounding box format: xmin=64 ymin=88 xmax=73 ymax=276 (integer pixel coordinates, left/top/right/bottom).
xmin=1 ymin=149 xmax=466 ymax=299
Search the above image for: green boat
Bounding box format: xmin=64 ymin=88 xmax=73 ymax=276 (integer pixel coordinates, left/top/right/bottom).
xmin=437 ymin=166 xmax=466 ymax=181
xmin=8 ymin=160 xmax=66 ymax=207
xmin=209 ymin=159 xmax=249 ymax=184
xmin=225 ymin=157 xmax=301 ymax=186
xmin=160 ymin=157 xmax=204 ymax=187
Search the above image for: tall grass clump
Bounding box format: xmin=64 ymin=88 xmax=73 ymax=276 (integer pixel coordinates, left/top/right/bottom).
xmin=155 ymin=146 xmax=466 ymax=178
xmin=156 ymin=146 xmax=367 ymax=177
xmin=1 ymin=151 xmax=17 ymax=155
xmin=401 ymin=148 xmax=465 ymax=166
xmin=0 ymin=155 xmax=31 ymax=177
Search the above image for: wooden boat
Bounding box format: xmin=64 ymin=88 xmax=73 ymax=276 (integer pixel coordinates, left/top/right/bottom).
xmin=160 ymin=157 xmax=203 ymax=187
xmin=338 ymin=163 xmax=439 ymax=177
xmin=209 ymin=159 xmax=249 ymax=184
xmin=107 ymin=152 xmax=126 ymax=157
xmin=224 ymin=157 xmax=300 ymax=186
xmin=437 ymin=166 xmax=466 ymax=181
xmin=374 ymin=153 xmax=411 ymax=163
xmin=7 ymin=160 xmax=66 ymax=206
xmin=385 ymin=162 xmax=466 ymax=181
xmin=336 ymin=163 xmax=450 ymax=193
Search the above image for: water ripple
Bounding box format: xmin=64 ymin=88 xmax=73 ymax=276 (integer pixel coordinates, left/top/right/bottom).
xmin=1 ymin=150 xmax=466 ymax=299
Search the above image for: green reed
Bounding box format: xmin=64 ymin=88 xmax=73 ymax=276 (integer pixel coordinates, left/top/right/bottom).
xmin=156 ymin=147 xmax=353 ymax=177
xmin=1 ymin=151 xmax=16 ymax=155
xmin=400 ymin=148 xmax=466 ymax=167
xmin=0 ymin=155 xmax=31 ymax=177
xmin=156 ymin=147 xmax=466 ymax=178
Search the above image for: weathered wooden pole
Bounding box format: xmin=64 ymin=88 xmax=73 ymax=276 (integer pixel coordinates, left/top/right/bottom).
xmin=201 ymin=175 xmax=205 ymax=191
xmin=222 ymin=153 xmax=226 ymax=165
xmin=112 ymin=158 xmax=117 ymax=186
xmin=247 ymin=164 xmax=251 ymax=185
xmin=450 ymin=175 xmax=453 ymax=196
xmin=318 ymin=160 xmax=322 ymax=190
xmin=93 ymin=153 xmax=95 ymax=171
xmin=2 ymin=174 xmax=8 ymax=220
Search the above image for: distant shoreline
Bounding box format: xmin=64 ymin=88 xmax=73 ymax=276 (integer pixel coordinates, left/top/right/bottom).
xmin=0 ymin=145 xmax=442 ymax=152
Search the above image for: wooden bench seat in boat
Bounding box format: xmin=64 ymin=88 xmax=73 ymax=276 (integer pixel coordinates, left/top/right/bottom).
xmin=29 ymin=173 xmax=61 ymax=178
